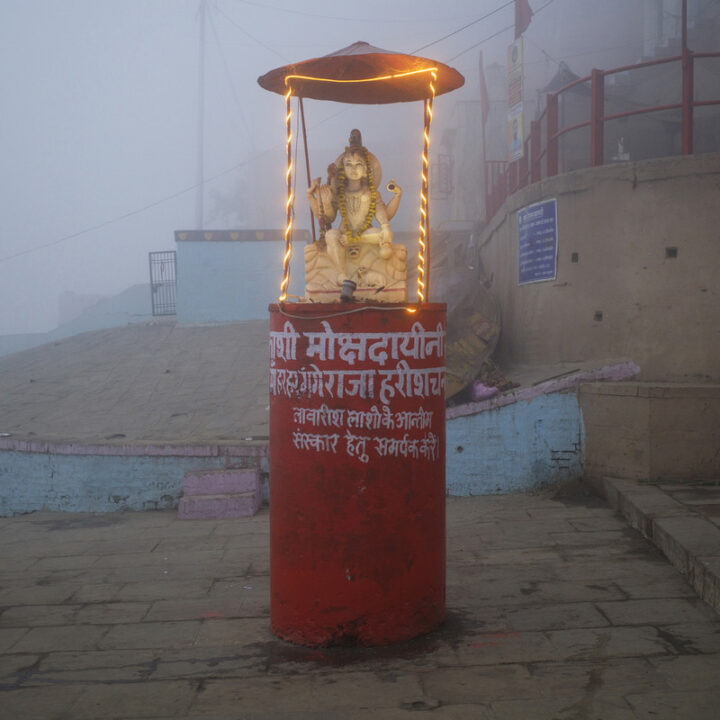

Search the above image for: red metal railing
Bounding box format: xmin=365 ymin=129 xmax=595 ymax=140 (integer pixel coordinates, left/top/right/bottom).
xmin=484 ymin=49 xmax=720 ymax=223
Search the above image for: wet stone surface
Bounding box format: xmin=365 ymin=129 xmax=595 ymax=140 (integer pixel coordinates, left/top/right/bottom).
xmin=1 ymin=491 xmax=720 ymax=718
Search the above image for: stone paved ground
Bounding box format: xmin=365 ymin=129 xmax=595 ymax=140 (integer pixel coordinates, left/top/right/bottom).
xmin=2 ymin=486 xmax=720 ymax=719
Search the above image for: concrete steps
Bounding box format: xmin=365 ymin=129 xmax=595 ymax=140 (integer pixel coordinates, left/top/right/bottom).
xmin=178 ymin=467 xmax=262 ymax=519
xmin=595 ymin=476 xmax=720 ymax=616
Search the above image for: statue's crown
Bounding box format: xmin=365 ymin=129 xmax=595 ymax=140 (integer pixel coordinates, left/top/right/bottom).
xmin=348 ymin=129 xmax=363 ymax=149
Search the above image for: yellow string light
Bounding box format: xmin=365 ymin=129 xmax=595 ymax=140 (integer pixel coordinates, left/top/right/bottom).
xmin=279 ymin=82 xmax=294 ymax=302
xmin=284 ymin=67 xmax=439 ymax=86
xmin=277 ymin=67 xmax=441 ymax=303
xmin=417 ymin=70 xmax=437 ymax=303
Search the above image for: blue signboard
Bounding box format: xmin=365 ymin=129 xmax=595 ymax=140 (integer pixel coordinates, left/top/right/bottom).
xmin=518 ymin=198 xmax=558 ymax=285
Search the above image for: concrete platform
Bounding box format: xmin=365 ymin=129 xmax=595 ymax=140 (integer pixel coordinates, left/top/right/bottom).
xmin=580 ymin=382 xmax=720 ymax=482
xmin=2 ymin=487 xmax=720 ymax=719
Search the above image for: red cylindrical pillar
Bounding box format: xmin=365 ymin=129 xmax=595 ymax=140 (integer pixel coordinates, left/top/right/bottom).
xmin=268 ymin=302 xmax=446 ymax=647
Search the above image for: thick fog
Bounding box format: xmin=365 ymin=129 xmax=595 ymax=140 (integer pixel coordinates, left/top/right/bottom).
xmin=0 ymin=0 xmax=648 ymax=335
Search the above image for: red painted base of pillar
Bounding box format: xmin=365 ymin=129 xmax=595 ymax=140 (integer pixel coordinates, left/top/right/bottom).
xmin=269 ymin=302 xmax=446 ymax=647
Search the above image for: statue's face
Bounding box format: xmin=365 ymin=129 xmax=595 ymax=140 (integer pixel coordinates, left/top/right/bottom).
xmin=342 ymin=153 xmax=367 ymax=182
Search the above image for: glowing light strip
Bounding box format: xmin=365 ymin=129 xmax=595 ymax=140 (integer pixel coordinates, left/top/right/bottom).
xmin=417 ymin=70 xmax=437 ymax=303
xmin=279 ymin=84 xmax=294 ymax=302
xmin=284 ymin=67 xmax=439 ymax=86
xmin=277 ymin=68 xmax=440 ymax=303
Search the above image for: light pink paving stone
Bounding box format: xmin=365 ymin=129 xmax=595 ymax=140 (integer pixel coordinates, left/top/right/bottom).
xmin=178 ymin=492 xmax=260 ymax=520
xmin=183 ymin=468 xmax=260 ymax=496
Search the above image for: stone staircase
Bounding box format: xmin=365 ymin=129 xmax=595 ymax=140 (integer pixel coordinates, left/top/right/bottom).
xmin=178 ymin=467 xmax=262 ymax=519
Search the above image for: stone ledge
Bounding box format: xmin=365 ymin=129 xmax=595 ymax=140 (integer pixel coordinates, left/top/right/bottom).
xmin=598 ymin=477 xmax=720 ymax=615
xmin=697 ymin=556 xmax=720 ymax=610
xmin=606 ymin=479 xmax=687 ymax=538
xmin=579 ymin=382 xmax=720 ymax=399
xmin=0 ymin=438 xmax=269 ymax=458
xmin=183 ymin=468 xmax=261 ymax=496
xmin=447 ymin=361 xmax=639 ymax=421
xmin=178 ymin=492 xmax=261 ymax=520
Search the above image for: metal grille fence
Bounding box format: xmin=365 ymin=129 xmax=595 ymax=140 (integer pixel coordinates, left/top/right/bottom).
xmin=148 ymin=251 xmax=177 ymax=316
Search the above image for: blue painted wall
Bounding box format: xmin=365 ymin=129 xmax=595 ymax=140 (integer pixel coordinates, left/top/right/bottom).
xmin=1 ymin=390 xmax=585 ymax=514
xmin=0 ymin=451 xmax=265 ymax=516
xmin=446 ymin=392 xmax=585 ymax=495
xmin=176 ymin=237 xmax=305 ymax=324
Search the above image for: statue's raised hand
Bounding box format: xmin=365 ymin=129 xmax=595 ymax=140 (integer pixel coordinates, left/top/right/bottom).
xmin=386 ymin=179 xmax=402 ymax=196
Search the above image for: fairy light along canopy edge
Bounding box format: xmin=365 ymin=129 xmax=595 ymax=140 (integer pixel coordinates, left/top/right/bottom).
xmin=257 ymin=41 xmax=465 ymax=104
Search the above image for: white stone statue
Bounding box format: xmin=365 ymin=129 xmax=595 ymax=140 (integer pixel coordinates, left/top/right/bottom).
xmin=305 ymin=129 xmax=407 ymax=302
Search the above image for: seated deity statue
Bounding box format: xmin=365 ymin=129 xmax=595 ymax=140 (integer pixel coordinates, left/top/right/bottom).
xmin=305 ymin=129 xmax=407 ymax=302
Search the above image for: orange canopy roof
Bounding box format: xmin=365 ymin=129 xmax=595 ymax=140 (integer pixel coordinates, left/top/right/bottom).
xmin=257 ymin=41 xmax=464 ymax=104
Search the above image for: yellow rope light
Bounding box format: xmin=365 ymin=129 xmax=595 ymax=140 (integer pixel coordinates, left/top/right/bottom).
xmin=417 ymin=69 xmax=437 ymax=303
xmin=284 ymin=67 xmax=439 ymax=86
xmin=279 ymin=83 xmax=294 ymax=302
xmin=277 ymin=67 xmax=440 ymax=303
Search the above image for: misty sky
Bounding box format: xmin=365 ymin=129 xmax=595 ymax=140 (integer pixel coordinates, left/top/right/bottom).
xmin=0 ymin=0 xmax=645 ymax=334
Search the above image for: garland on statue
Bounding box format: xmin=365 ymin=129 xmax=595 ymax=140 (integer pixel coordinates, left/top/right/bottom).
xmin=336 ymin=147 xmax=377 ymax=245
xmin=317 ymin=193 xmax=329 ymax=244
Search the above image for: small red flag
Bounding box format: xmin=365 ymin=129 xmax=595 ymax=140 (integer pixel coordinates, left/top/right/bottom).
xmin=515 ymin=0 xmax=533 ymax=38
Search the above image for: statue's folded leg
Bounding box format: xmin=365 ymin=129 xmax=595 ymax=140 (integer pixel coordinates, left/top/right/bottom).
xmin=359 ymin=228 xmax=392 ymax=260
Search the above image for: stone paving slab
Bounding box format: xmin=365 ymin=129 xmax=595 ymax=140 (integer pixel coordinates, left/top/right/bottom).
xmin=2 ymin=488 xmax=720 ymax=718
